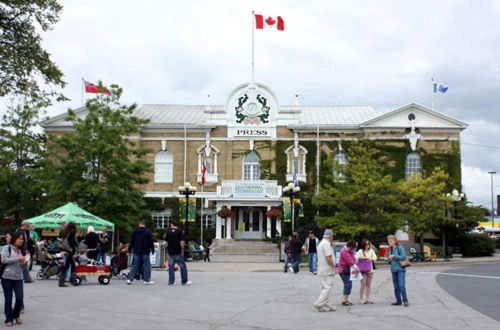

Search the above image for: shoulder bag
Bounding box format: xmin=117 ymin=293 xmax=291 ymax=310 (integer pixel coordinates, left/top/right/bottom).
xmin=58 ymin=238 xmax=73 ymax=254
xmin=398 ymin=246 xmax=411 ymax=267
xmin=357 ymin=250 xmax=373 ymax=273
xmin=0 ymin=246 xmax=12 ymax=278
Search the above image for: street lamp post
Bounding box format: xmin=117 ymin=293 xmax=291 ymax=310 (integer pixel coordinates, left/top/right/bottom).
xmin=488 ymin=171 xmax=496 ymax=229
xmin=282 ymin=182 xmax=300 ymax=232
xmin=447 ymin=189 xmax=465 ymax=255
xmin=178 ymin=182 xmax=197 ymax=247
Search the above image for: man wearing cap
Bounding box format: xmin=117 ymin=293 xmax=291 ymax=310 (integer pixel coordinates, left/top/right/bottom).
xmin=313 ymin=229 xmax=337 ymax=312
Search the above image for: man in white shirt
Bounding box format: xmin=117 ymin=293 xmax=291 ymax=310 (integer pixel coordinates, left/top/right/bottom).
xmin=313 ymin=229 xmax=337 ymax=312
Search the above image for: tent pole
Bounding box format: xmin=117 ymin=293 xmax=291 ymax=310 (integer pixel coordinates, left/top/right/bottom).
xmin=112 ymin=230 xmax=115 ymax=252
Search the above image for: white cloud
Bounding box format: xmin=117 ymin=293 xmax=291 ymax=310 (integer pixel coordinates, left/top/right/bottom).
xmin=3 ymin=0 xmax=500 ymax=208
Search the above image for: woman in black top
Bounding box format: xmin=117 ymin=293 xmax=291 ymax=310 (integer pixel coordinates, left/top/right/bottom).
xmin=84 ymin=226 xmax=98 ymax=260
xmin=59 ymin=222 xmax=78 ymax=287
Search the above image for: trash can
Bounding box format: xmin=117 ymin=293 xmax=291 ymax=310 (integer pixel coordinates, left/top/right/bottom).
xmin=378 ymin=244 xmax=389 ymax=260
xmin=333 ymin=242 xmax=346 ymax=265
xmin=151 ymin=241 xmax=166 ymax=268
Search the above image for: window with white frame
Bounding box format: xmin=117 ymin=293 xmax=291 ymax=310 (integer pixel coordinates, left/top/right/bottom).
xmin=152 ymin=208 xmax=172 ymax=229
xmin=154 ymin=151 xmax=173 ymax=183
xmin=333 ymin=152 xmax=348 ymax=181
xmin=405 ymin=152 xmax=421 ymax=179
xmin=285 ymin=145 xmax=308 ymax=180
xmin=243 ymin=151 xmax=260 ymax=180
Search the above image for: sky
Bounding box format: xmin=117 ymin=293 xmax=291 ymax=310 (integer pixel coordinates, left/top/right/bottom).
xmin=15 ymin=0 xmax=500 ymax=209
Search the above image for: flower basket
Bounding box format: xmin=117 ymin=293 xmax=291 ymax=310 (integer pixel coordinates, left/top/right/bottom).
xmin=217 ymin=208 xmax=233 ymax=218
xmin=265 ymin=208 xmax=283 ymax=219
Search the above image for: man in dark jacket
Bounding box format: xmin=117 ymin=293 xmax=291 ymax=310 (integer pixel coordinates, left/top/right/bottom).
xmin=289 ymin=231 xmax=303 ymax=274
xmin=127 ymin=220 xmax=155 ymax=285
xmin=164 ymin=221 xmax=191 ymax=286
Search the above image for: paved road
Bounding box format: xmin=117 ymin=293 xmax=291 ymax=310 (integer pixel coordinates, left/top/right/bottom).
xmin=437 ymin=263 xmax=500 ymax=322
xmin=6 ymin=264 xmax=499 ymax=330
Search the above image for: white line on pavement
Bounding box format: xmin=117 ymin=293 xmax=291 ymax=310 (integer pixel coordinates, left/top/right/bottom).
xmin=438 ymin=273 xmax=500 ymax=280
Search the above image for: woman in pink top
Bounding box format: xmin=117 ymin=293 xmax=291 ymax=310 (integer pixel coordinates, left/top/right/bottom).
xmin=338 ymin=240 xmax=357 ymax=306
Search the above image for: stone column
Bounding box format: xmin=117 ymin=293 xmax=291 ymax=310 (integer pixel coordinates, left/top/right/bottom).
xmin=215 ymin=215 xmax=222 ymax=239
xmin=226 ymin=216 xmax=232 ymax=239
xmin=266 ymin=206 xmax=271 ymax=238
xmin=276 ymin=219 xmax=282 ymax=237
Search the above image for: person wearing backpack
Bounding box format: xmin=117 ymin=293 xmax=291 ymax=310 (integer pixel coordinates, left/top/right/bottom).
xmin=1 ymin=231 xmax=27 ymax=326
xmin=387 ymin=235 xmax=409 ymax=307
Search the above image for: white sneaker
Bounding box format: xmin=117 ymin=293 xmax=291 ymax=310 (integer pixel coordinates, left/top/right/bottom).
xmin=182 ymin=281 xmax=192 ymax=286
xmin=126 ymin=279 xmax=132 ymax=285
xmin=143 ymin=281 xmax=155 ymax=285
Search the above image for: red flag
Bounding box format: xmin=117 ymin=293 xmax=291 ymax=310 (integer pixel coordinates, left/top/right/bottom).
xmin=83 ymin=80 xmax=111 ymax=95
xmin=255 ymin=14 xmax=284 ymax=31
xmin=201 ymin=158 xmax=207 ymax=185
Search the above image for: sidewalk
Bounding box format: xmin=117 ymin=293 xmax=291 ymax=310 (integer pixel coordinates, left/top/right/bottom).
xmin=185 ymin=253 xmax=500 ymax=272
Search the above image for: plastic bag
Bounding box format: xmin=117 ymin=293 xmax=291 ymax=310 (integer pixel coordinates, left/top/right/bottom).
xmin=164 ymin=258 xmax=179 ymax=271
xmin=349 ymin=265 xmax=362 ymax=281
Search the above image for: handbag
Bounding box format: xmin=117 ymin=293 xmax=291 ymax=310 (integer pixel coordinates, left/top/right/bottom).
xmin=397 ymin=246 xmax=411 ymax=267
xmin=357 ymin=251 xmax=373 ymax=273
xmin=58 ymin=238 xmax=73 ymax=254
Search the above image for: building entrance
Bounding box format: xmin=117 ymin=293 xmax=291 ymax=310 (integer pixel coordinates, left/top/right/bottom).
xmin=234 ymin=207 xmax=264 ymax=239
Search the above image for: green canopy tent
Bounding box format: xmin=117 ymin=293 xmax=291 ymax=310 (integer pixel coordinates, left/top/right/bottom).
xmin=24 ymin=202 xmax=115 ymax=247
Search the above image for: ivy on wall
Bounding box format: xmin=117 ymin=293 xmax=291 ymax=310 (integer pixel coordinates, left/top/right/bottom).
xmin=143 ymin=137 xmax=461 ymax=237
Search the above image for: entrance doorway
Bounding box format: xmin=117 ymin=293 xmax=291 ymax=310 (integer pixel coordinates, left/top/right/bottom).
xmin=234 ymin=207 xmax=264 ymax=239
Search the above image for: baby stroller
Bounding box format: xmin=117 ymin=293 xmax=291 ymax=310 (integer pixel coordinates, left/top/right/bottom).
xmin=36 ymin=249 xmax=64 ymax=280
xmin=110 ymin=249 xmax=128 ymax=279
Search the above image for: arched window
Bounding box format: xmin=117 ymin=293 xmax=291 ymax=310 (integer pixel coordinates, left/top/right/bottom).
xmin=154 ymin=151 xmax=173 ymax=183
xmin=405 ymin=152 xmax=421 ymax=179
xmin=284 ymin=145 xmax=308 ymax=182
xmin=197 ymin=145 xmax=219 ymax=185
xmin=243 ymin=151 xmax=260 ymax=180
xmin=333 ymin=151 xmax=348 ymax=181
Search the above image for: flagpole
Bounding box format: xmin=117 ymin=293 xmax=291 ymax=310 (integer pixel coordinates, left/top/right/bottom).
xmin=200 ymin=184 xmax=204 ymax=247
xmin=81 ymin=78 xmax=84 ymax=107
xmin=251 ymin=10 xmax=255 ymax=84
xmin=431 ymin=78 xmax=435 ymax=110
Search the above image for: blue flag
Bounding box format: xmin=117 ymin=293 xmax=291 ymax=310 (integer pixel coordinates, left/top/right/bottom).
xmin=433 ymin=81 xmax=448 ymax=93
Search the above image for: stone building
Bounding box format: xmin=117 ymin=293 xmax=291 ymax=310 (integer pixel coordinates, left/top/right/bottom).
xmin=42 ymin=82 xmax=468 ymax=242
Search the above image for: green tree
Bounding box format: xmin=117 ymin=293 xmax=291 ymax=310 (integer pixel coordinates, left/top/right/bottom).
xmin=0 ymin=99 xmax=47 ymax=224
xmin=0 ymin=0 xmax=65 ymax=104
xmin=44 ymin=83 xmax=151 ymax=242
xmin=398 ymin=168 xmax=448 ymax=250
xmin=313 ymin=141 xmax=403 ymax=242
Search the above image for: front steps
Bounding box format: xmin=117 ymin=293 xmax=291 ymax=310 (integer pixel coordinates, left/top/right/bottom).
xmin=210 ymin=239 xmax=280 ymax=263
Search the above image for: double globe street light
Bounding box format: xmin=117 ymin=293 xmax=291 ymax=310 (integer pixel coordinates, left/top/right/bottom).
xmin=444 ymin=189 xmax=465 ymax=259
xmin=282 ymin=182 xmax=300 ymax=232
xmin=178 ymin=182 xmax=197 ymax=247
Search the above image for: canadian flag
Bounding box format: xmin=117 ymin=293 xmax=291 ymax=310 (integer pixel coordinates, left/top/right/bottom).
xmin=255 ymin=14 xmax=284 ymax=31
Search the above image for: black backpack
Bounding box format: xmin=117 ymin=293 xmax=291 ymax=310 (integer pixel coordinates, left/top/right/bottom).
xmin=0 ymin=246 xmax=12 ymax=279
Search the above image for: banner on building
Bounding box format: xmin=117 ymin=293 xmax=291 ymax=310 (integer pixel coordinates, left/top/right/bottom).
xmin=282 ymin=198 xmax=291 ymax=222
xmin=179 ymin=197 xmax=196 ymax=223
xmin=282 ymin=198 xmax=303 ymax=222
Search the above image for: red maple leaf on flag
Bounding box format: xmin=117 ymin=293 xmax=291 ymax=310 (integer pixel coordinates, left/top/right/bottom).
xmin=265 ymin=16 xmax=276 ymax=26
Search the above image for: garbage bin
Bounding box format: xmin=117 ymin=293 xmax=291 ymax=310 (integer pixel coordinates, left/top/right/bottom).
xmin=378 ymin=244 xmax=389 ymax=260
xmin=150 ymin=241 xmax=166 ymax=268
xmin=333 ymin=242 xmax=346 ymax=265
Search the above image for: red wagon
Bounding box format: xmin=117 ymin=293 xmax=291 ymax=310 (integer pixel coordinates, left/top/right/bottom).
xmin=73 ymin=264 xmax=112 ymax=285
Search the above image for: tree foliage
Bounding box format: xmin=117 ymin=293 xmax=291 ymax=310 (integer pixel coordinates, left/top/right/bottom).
xmin=0 ymin=98 xmax=47 ymax=224
xmin=44 ymin=84 xmax=151 ymax=237
xmin=313 ymin=141 xmax=403 ymax=242
xmin=0 ymin=0 xmax=65 ymax=104
xmin=398 ymin=168 xmax=448 ymax=248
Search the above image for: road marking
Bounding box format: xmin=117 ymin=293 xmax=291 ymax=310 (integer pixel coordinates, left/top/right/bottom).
xmin=438 ymin=273 xmax=500 ymax=280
